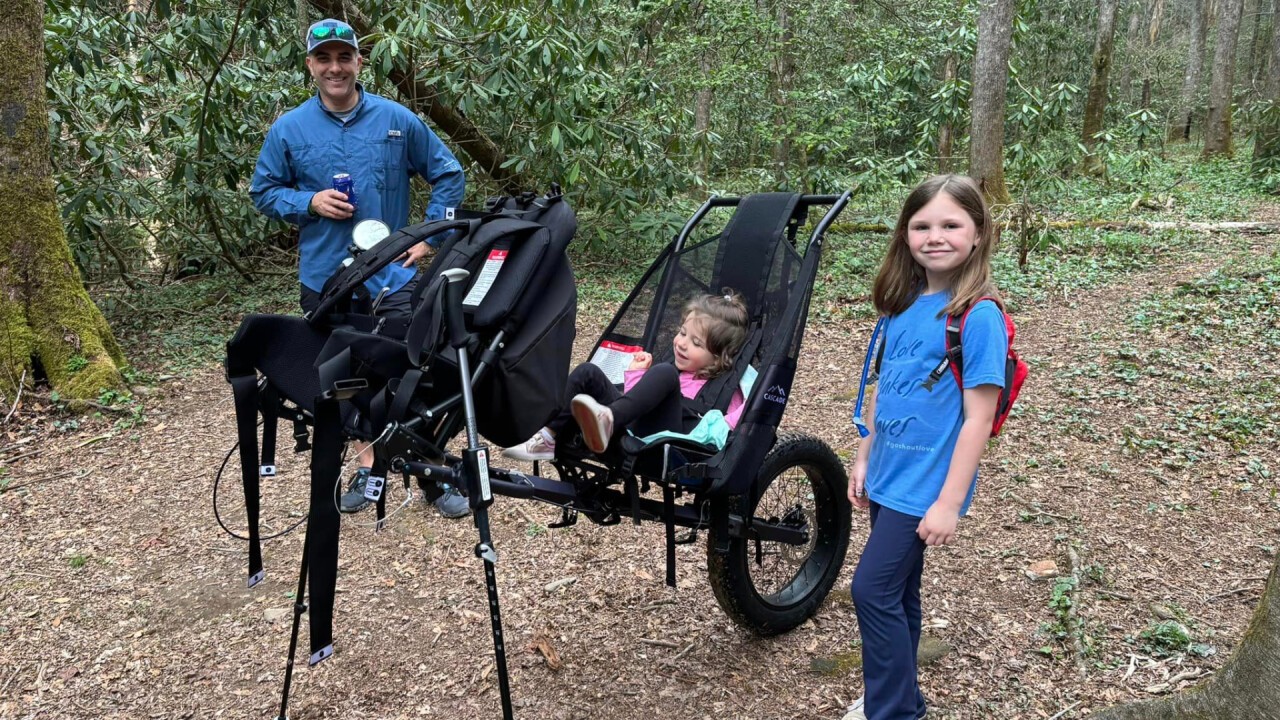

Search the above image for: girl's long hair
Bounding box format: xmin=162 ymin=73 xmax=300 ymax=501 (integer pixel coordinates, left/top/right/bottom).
xmin=871 ymin=174 xmax=1001 ymax=318
xmin=683 ymin=289 xmax=748 ymax=379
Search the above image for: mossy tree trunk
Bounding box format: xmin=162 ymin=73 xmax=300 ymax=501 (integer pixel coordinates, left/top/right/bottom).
xmin=1204 ymin=0 xmax=1246 ymax=157
xmin=1081 ymin=0 xmax=1123 ymax=174
xmin=968 ymin=0 xmax=1016 ymax=206
xmin=0 ymin=0 xmax=125 ymax=400
xmin=1093 ymin=554 xmax=1280 ymax=719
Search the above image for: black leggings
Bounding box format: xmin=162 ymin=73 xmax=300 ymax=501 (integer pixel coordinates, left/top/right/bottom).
xmin=546 ymin=362 xmax=698 ymax=439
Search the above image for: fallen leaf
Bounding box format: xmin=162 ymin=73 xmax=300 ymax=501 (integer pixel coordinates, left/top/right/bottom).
xmin=527 ymin=633 xmax=563 ymax=671
xmin=1025 ymin=560 xmax=1058 ymax=579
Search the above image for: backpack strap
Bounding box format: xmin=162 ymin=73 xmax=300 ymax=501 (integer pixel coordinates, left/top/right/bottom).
xmin=921 ymin=318 xmax=962 ymax=392
xmin=923 ymin=296 xmax=1004 ymax=393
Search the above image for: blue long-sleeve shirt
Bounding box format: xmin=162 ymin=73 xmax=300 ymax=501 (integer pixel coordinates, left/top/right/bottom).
xmin=250 ymin=87 xmax=465 ymax=295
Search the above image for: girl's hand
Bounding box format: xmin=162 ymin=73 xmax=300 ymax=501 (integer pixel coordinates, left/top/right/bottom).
xmin=628 ymin=352 xmax=652 ymax=371
xmin=917 ymin=503 xmax=960 ymax=546
xmin=847 ymin=462 xmax=870 ymax=510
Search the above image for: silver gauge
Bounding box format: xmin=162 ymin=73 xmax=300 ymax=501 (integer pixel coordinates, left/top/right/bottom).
xmin=351 ymin=219 xmax=391 ymax=252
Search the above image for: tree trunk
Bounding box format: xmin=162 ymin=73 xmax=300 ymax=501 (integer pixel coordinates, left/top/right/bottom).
xmin=1204 ymin=0 xmax=1246 ymax=156
xmin=1147 ymin=0 xmax=1166 ymax=44
xmin=1092 ymin=554 xmax=1280 ymax=719
xmin=770 ymin=0 xmax=794 ymax=187
xmin=0 ymin=0 xmax=125 ymax=400
xmin=296 ymin=0 xmax=309 ymax=44
xmin=1119 ymin=0 xmax=1144 ymax=102
xmin=1250 ymin=0 xmax=1275 ymax=89
xmin=1082 ymin=0 xmax=1123 ymax=173
xmin=1266 ymin=0 xmax=1280 ymax=101
xmin=938 ymin=52 xmax=958 ymax=173
xmin=1172 ymin=0 xmax=1210 ymax=141
xmin=968 ymin=0 xmax=1016 ymax=205
xmin=1244 ymin=0 xmax=1264 ymax=94
xmin=306 ymin=0 xmax=529 ymax=192
xmin=692 ymin=0 xmax=714 ymax=179
xmin=1254 ymin=0 xmax=1280 ymax=160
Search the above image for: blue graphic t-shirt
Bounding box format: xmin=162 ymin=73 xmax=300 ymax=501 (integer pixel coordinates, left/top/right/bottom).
xmin=865 ymin=292 xmax=1008 ymax=518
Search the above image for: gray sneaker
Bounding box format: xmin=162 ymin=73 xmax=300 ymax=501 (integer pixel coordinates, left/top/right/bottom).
xmin=339 ymin=468 xmax=372 ymax=514
xmin=434 ymin=484 xmax=471 ymax=518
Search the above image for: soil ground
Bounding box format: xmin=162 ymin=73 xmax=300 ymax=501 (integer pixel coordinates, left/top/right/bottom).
xmin=1 ymin=218 xmax=1278 ymax=720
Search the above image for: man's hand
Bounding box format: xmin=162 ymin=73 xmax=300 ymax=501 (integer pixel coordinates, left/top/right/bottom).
xmin=396 ymin=241 xmax=434 ymax=267
xmin=628 ymin=352 xmax=653 ymax=371
xmin=309 ymin=189 xmax=354 ymax=220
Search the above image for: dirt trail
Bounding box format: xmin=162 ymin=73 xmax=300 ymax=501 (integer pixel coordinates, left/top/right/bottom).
xmin=1 ymin=226 xmax=1277 ymax=720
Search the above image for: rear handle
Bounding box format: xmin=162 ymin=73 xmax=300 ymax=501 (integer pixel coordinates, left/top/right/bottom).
xmin=441 ymin=268 xmax=471 ymax=348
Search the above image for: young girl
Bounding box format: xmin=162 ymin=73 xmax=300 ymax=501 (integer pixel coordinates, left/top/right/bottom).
xmin=503 ymin=290 xmax=749 ymax=460
xmin=843 ymin=175 xmax=1009 ymax=720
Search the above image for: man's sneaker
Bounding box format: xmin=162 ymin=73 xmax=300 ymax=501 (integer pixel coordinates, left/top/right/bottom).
xmin=339 ymin=468 xmax=372 ymax=514
xmin=502 ymin=429 xmax=555 ymax=461
xmin=841 ymin=696 xmax=927 ymax=720
xmin=570 ymin=394 xmax=614 ymax=454
xmin=434 ymin=484 xmax=471 ymax=519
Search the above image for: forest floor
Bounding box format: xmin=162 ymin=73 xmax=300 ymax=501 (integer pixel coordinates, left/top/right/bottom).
xmin=2 ymin=202 xmax=1279 ymax=720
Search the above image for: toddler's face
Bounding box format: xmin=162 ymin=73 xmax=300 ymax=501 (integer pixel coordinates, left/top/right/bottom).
xmin=672 ymin=314 xmax=714 ymax=374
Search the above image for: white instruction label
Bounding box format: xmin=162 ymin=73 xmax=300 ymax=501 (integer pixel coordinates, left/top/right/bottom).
xmin=462 ymin=249 xmax=508 ymax=307
xmin=589 ymin=340 xmax=644 ymax=385
xmin=477 ymin=448 xmax=491 ymax=501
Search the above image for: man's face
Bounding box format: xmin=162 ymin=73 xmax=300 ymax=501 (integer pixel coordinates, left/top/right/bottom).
xmin=305 ymin=44 xmax=362 ymax=108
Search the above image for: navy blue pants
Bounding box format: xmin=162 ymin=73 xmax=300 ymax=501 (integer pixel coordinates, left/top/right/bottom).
xmin=850 ymin=503 xmax=928 ymax=720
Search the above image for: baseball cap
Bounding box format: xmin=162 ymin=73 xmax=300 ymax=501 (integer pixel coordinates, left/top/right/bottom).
xmin=306 ymin=19 xmax=359 ymax=54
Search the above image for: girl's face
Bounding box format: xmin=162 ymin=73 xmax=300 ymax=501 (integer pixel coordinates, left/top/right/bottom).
xmin=672 ymin=314 xmax=714 ymax=374
xmin=906 ymin=191 xmax=978 ymax=293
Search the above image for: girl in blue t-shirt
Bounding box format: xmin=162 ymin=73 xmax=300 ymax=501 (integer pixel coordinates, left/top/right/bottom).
xmin=843 ymin=175 xmax=1008 ymax=720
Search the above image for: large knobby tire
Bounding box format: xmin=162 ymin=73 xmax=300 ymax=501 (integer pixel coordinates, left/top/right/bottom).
xmin=707 ymin=432 xmax=852 ymax=635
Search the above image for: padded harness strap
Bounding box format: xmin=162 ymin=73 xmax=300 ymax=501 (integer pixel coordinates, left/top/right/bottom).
xmin=688 ymin=324 xmax=765 ymax=417
xmin=306 ymin=393 xmax=344 ymax=666
xmin=229 ymin=374 xmax=265 ymax=588
xmin=308 ymin=218 xmax=472 ymax=324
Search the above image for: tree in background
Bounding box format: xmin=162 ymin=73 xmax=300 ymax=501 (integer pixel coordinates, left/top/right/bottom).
xmin=1204 ymin=0 xmax=1246 ymax=155
xmin=1172 ymin=0 xmax=1209 ymax=140
xmin=0 ymin=0 xmax=124 ymax=399
xmin=1251 ymin=0 xmax=1280 ymax=187
xmin=969 ymin=0 xmax=1017 ymax=204
xmin=1082 ymin=0 xmax=1124 ymax=172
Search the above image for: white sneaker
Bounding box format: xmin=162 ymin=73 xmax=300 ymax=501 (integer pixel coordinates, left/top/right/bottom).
xmin=841 ymin=696 xmax=867 ymax=720
xmin=841 ymin=696 xmax=927 ymax=720
xmin=570 ymin=394 xmax=614 ymax=454
xmin=502 ymin=429 xmax=555 ymax=461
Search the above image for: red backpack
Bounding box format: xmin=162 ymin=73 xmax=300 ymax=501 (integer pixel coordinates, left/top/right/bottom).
xmin=853 ymin=297 xmax=1028 ymax=439
xmin=919 ymin=296 xmax=1027 ymax=436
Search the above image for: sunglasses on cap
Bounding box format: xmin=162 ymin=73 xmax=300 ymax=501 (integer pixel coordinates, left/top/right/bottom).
xmin=310 ymin=25 xmax=354 ymax=40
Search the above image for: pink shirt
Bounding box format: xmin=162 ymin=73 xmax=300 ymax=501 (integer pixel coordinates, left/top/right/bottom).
xmin=623 ymin=367 xmax=746 ymax=429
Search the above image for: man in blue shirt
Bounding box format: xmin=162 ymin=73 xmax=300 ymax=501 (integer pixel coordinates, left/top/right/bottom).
xmin=251 ymin=18 xmax=469 ymax=518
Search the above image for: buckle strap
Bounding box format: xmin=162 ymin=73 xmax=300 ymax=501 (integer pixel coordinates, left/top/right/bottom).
xmin=229 ymin=374 xmax=265 ymax=588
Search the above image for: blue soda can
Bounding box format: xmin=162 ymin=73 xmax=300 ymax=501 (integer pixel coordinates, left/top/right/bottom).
xmin=332 ymin=173 xmax=357 ymax=212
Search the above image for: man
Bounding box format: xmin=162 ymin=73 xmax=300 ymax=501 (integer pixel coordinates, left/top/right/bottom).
xmin=251 ymin=18 xmax=468 ymax=518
